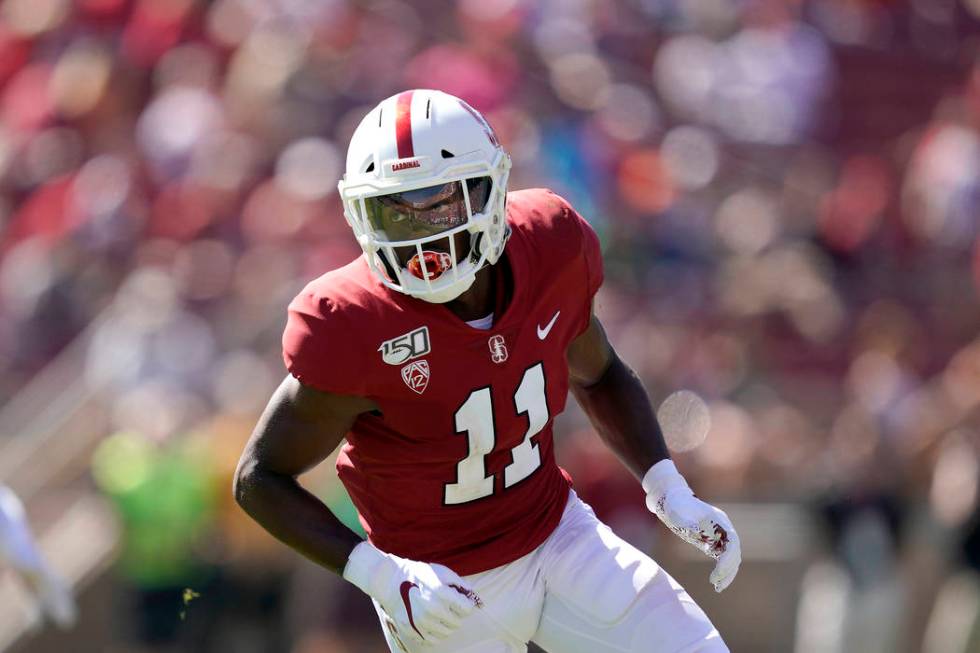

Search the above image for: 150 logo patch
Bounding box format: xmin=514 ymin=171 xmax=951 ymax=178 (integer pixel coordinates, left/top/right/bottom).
xmin=379 ymin=326 xmax=430 ymax=365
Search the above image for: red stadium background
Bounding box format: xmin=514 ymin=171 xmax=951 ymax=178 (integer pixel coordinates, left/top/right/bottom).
xmin=1 ymin=0 xmax=980 ymax=651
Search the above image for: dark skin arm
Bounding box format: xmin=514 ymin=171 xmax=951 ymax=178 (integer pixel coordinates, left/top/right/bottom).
xmin=566 ymin=310 xmax=671 ymax=480
xmin=233 ymin=375 xmax=378 ymax=574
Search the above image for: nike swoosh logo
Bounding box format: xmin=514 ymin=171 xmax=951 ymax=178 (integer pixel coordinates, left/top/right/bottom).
xmin=399 ymin=581 xmax=424 ymax=640
xmin=537 ymin=310 xmax=560 ymax=340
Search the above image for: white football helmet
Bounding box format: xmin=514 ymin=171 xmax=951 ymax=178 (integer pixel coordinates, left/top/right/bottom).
xmin=338 ymin=89 xmax=512 ymax=303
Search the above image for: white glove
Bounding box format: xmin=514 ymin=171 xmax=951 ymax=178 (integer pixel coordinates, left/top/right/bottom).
xmin=343 ymin=540 xmax=481 ymax=647
xmin=642 ymin=460 xmax=741 ymax=593
xmin=0 ymin=486 xmax=77 ymax=628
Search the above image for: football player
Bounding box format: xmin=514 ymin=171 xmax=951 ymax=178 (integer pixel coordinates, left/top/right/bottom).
xmin=0 ymin=485 xmax=77 ymax=629
xmin=235 ymin=90 xmax=740 ymax=652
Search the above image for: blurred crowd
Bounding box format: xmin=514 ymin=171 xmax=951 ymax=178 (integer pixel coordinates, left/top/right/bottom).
xmin=1 ymin=0 xmax=980 ymax=651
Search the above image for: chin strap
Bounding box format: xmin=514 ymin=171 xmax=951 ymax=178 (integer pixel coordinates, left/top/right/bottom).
xmin=409 ymin=274 xmax=477 ymax=304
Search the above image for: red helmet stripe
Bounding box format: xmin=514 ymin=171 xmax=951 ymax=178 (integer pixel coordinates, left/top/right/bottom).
xmin=395 ymin=91 xmax=415 ymax=159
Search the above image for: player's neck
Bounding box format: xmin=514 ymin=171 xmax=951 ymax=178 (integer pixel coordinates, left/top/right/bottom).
xmin=445 ymin=264 xmax=496 ymax=322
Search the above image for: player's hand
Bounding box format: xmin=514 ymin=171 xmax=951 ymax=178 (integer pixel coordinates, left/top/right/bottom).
xmin=343 ymin=540 xmax=482 ymax=646
xmin=642 ymin=460 xmax=741 ymax=593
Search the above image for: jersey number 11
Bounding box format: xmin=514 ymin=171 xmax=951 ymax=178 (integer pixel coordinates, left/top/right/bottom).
xmin=444 ymin=363 xmax=548 ymax=505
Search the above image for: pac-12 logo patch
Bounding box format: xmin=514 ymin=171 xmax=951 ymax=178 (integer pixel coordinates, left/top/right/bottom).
xmin=379 ymin=326 xmax=430 ymax=365
xmin=401 ymin=360 xmax=430 ymax=394
xmin=488 ymin=335 xmax=508 ymax=364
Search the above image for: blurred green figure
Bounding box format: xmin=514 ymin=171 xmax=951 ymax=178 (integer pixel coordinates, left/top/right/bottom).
xmin=92 ymin=429 xmax=218 ymax=652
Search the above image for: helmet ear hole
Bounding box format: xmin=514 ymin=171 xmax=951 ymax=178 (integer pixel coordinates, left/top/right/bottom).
xmin=364 ymin=161 xmax=375 ymax=173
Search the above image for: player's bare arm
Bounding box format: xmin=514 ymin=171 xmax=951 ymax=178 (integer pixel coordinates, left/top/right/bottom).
xmin=234 ymin=375 xmax=373 ymax=573
xmin=236 ymin=376 xmax=480 ymax=646
xmin=567 ymin=309 xmax=743 ymax=592
xmin=567 ymin=310 xmax=671 ymax=479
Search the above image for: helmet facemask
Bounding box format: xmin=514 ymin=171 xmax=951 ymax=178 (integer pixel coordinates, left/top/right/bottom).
xmin=344 ymin=163 xmax=510 ymax=303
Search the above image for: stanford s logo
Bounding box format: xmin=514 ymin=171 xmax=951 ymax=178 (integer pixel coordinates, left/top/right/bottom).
xmin=379 ymin=326 xmax=430 ymax=365
xmin=488 ymin=335 xmax=508 ymax=364
xmin=401 ymin=360 xmax=430 ymax=394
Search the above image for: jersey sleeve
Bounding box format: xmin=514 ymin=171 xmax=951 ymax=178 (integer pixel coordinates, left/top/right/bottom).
xmin=577 ymin=208 xmax=604 ymax=300
xmin=554 ymin=194 xmax=604 ymax=336
xmin=282 ymin=287 xmax=369 ymax=396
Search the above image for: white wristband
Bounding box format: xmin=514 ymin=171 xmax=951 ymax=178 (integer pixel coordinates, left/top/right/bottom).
xmin=342 ymin=540 xmax=390 ymax=598
xmin=641 ymin=459 xmax=691 ymax=496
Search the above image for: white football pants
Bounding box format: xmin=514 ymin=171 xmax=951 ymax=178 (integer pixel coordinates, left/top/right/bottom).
xmin=373 ymin=491 xmax=728 ymax=653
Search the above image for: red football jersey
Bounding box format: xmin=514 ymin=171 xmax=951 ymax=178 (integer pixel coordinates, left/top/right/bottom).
xmin=282 ymin=188 xmax=604 ymax=575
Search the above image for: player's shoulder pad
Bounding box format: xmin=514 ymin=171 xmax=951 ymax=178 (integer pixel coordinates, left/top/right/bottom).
xmin=506 ymin=188 xmax=593 ymax=263
xmin=507 ymin=188 xmax=603 ymax=301
xmin=282 ymin=260 xmax=381 ymax=395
